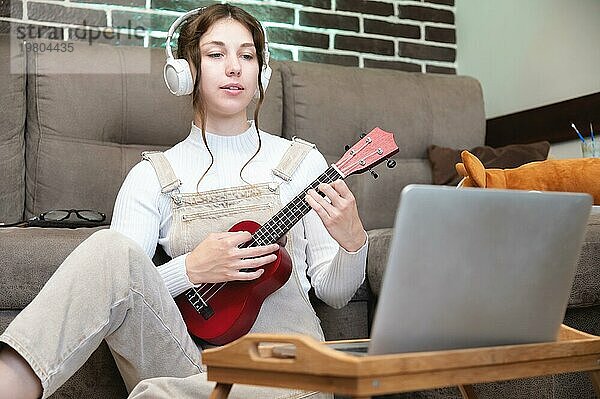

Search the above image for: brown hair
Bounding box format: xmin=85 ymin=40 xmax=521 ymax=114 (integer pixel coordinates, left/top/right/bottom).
xmin=176 ymin=4 xmax=267 ymax=189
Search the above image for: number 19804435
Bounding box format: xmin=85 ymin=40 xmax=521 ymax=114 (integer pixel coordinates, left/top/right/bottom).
xmin=23 ymin=42 xmax=74 ymax=53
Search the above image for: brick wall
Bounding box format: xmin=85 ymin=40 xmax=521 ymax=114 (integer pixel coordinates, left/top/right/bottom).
xmin=0 ymin=0 xmax=456 ymax=73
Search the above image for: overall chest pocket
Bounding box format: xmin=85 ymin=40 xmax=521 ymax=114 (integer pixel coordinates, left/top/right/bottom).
xmin=170 ymin=185 xmax=281 ymax=256
xmin=181 ymin=203 xmax=273 ymax=222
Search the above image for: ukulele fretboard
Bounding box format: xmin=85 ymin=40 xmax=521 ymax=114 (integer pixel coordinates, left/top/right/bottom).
xmin=245 ymin=166 xmax=342 ymax=247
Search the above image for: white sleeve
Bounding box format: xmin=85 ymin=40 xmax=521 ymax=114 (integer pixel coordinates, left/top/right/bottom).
xmin=110 ymin=161 xmax=195 ymax=297
xmin=298 ymin=150 xmax=368 ymax=309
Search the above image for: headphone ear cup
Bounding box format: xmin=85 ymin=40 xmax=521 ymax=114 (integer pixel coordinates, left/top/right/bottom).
xmin=164 ymin=58 xmax=194 ymax=96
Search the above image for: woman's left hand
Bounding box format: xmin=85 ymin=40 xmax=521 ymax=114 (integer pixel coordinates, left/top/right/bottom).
xmin=305 ymin=180 xmax=367 ymax=252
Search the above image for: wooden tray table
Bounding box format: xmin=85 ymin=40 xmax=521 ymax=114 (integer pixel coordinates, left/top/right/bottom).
xmin=203 ymin=324 xmax=600 ymax=399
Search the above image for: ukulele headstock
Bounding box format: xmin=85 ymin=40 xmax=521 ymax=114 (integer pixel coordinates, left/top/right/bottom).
xmin=334 ymin=127 xmax=399 ymax=177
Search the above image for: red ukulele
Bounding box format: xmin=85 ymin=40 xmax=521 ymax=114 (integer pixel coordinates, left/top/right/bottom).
xmin=176 ymin=127 xmax=399 ymax=345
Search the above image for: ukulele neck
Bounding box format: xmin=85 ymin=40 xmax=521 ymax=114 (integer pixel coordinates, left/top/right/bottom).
xmin=248 ymin=166 xmax=342 ymax=247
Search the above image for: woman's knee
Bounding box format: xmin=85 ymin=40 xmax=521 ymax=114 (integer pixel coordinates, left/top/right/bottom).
xmin=82 ymin=229 xmax=147 ymax=261
xmin=70 ymin=229 xmax=150 ymax=277
xmin=87 ymin=229 xmax=136 ymax=249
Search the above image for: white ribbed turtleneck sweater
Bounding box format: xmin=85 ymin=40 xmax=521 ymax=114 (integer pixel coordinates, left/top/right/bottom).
xmin=110 ymin=121 xmax=367 ymax=309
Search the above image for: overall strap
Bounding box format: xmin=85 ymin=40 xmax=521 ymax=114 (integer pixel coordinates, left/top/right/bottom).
xmin=272 ymin=137 xmax=316 ymax=182
xmin=141 ymin=151 xmax=182 ymax=194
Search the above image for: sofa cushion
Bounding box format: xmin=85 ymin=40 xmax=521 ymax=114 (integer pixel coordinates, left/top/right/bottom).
xmin=24 ymin=39 xmax=283 ymax=222
xmin=365 ymin=228 xmax=393 ymax=299
xmin=0 ymin=226 xmax=181 ymax=309
xmin=0 ymin=227 xmax=105 ymax=309
xmin=367 ymin=216 xmax=600 ymax=308
xmin=0 ymin=34 xmax=25 ymax=223
xmin=279 ymin=61 xmax=485 ymax=230
xmin=570 ymin=213 xmax=600 ymax=307
xmin=428 ymin=141 xmax=551 ymax=186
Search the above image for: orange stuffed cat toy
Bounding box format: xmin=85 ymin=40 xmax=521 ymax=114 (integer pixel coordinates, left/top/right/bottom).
xmin=455 ymin=150 xmax=600 ymax=205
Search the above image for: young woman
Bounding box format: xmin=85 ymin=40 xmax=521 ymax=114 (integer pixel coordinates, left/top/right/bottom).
xmin=0 ymin=4 xmax=368 ymax=399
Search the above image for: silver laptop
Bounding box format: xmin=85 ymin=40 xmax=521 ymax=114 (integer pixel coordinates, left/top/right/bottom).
xmin=344 ymin=184 xmax=591 ymax=356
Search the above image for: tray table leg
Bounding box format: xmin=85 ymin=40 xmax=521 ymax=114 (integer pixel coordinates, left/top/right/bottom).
xmin=458 ymin=384 xmax=478 ymax=399
xmin=590 ymin=370 xmax=600 ymax=398
xmin=209 ymin=383 xmax=233 ymax=399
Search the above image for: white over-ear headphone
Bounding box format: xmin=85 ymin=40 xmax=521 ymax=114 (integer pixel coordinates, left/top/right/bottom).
xmin=163 ymin=7 xmax=272 ymax=97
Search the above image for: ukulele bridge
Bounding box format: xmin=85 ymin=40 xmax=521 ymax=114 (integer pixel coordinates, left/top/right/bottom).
xmin=186 ymin=289 xmax=215 ymax=320
xmin=197 ymin=304 xmax=215 ymax=320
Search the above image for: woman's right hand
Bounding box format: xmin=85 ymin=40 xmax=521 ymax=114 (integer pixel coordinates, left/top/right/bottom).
xmin=184 ymin=231 xmax=280 ymax=284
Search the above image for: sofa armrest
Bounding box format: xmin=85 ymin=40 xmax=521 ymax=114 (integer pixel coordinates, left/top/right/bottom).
xmin=0 ymin=226 xmax=106 ymax=309
xmin=366 ymin=228 xmax=393 ymax=298
xmin=569 ymin=213 xmax=600 ymax=307
xmin=309 ymin=235 xmax=376 ymax=340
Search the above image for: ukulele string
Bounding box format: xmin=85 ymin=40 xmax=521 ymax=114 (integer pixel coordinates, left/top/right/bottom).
xmin=361 ymin=149 xmax=384 ymax=163
xmin=199 ymin=227 xmax=279 ymax=303
xmin=338 ymin=149 xmax=381 ymax=176
xmin=192 ymin=212 xmax=298 ymax=306
xmin=193 ymin=167 xmax=341 ymax=307
xmin=337 ymin=137 xmax=371 ymax=170
xmin=190 ymin=229 xmax=265 ymax=298
xmin=192 ymin=168 xmax=340 ymax=306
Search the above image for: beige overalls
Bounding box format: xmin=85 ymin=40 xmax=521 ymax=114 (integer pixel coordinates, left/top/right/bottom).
xmin=130 ymin=139 xmax=330 ymax=398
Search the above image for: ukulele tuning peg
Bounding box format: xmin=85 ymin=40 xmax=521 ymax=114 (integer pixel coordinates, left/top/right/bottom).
xmin=359 ymin=132 xmax=366 ymax=139
xmin=344 ymin=144 xmax=350 ymax=151
xmin=386 ymin=159 xmax=397 ymax=169
xmin=370 ymin=170 xmax=379 ymax=179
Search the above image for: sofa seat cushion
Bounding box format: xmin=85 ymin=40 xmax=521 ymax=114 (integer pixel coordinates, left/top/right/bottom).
xmin=367 ymin=215 xmax=600 ymax=308
xmin=0 ymin=227 xmax=106 ymax=309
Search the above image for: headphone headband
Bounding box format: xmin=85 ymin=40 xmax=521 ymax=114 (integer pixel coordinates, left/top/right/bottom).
xmin=164 ymin=7 xmax=205 ymax=60
xmin=163 ymin=6 xmax=272 ymax=97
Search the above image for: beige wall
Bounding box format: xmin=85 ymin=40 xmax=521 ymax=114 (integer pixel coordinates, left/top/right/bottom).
xmin=456 ymin=0 xmax=600 ymax=119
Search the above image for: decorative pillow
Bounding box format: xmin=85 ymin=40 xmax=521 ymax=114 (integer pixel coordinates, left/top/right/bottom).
xmin=427 ymin=141 xmax=551 ymax=186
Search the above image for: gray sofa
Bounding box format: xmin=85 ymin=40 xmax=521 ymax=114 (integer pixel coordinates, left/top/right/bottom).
xmin=1 ymin=34 xmax=599 ymax=399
